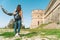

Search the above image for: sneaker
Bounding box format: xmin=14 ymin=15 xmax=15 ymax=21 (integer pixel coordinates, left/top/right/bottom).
xmin=15 ymin=33 xmax=20 ymax=37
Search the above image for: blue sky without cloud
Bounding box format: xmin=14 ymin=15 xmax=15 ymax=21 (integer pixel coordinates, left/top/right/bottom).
xmin=0 ymin=0 xmax=50 ymax=28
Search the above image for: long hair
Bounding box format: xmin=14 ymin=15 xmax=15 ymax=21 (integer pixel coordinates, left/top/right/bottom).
xmin=16 ymin=4 xmax=21 ymax=12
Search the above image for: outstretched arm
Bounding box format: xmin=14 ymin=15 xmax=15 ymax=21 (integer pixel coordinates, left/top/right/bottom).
xmin=1 ymin=6 xmax=13 ymax=16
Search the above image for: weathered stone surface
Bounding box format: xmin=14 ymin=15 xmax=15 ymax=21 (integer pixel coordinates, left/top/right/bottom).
xmin=30 ymin=10 xmax=45 ymax=29
xmin=43 ymin=23 xmax=57 ymax=29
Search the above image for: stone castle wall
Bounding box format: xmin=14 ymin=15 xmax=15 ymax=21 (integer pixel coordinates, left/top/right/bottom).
xmin=44 ymin=0 xmax=60 ymax=23
xmin=30 ymin=0 xmax=60 ymax=29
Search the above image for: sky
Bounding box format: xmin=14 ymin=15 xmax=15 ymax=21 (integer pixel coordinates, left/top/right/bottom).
xmin=0 ymin=0 xmax=50 ymax=28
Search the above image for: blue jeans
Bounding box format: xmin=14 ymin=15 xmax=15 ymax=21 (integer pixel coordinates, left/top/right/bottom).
xmin=14 ymin=20 xmax=21 ymax=34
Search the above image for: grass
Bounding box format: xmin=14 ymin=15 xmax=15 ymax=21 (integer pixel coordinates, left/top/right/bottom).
xmin=0 ymin=32 xmax=15 ymax=38
xmin=30 ymin=29 xmax=60 ymax=38
xmin=0 ymin=32 xmax=37 ymax=38
xmin=28 ymin=22 xmax=60 ymax=38
xmin=0 ymin=27 xmax=60 ymax=38
xmin=0 ymin=22 xmax=53 ymax=38
xmin=15 ymin=38 xmax=21 ymax=40
xmin=22 ymin=29 xmax=60 ymax=38
xmin=20 ymin=32 xmax=37 ymax=38
xmin=38 ymin=22 xmax=52 ymax=28
xmin=0 ymin=22 xmax=60 ymax=40
xmin=0 ymin=29 xmax=60 ymax=38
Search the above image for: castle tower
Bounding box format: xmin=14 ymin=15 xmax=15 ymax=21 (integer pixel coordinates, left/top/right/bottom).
xmin=30 ymin=10 xmax=44 ymax=29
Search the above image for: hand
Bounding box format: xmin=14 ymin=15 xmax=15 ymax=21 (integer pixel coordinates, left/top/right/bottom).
xmin=13 ymin=11 xmax=16 ymax=15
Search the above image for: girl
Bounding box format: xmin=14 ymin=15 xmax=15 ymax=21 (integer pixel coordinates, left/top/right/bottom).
xmin=1 ymin=5 xmax=22 ymax=37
